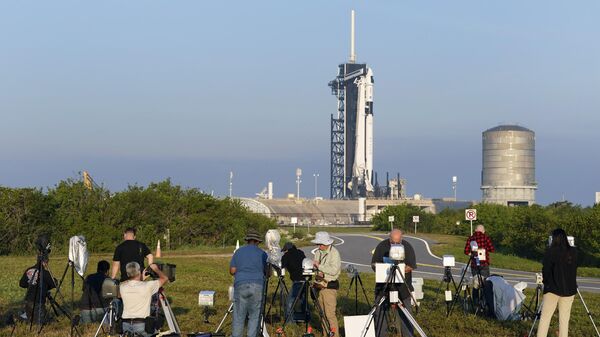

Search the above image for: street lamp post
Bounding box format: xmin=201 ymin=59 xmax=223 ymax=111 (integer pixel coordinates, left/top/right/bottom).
xmin=296 ymin=168 xmax=302 ymax=200
xmin=452 ymin=176 xmax=457 ymax=201
xmin=313 ymin=173 xmax=319 ymax=199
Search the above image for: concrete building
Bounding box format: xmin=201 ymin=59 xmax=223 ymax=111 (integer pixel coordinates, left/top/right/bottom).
xmin=481 ymin=125 xmax=537 ymax=206
xmin=239 ymin=197 xmax=472 ymax=227
xmin=596 ymin=192 xmax=600 ymax=205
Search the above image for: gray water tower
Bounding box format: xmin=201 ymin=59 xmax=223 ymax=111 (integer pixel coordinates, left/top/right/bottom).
xmin=481 ymin=125 xmax=536 ymax=206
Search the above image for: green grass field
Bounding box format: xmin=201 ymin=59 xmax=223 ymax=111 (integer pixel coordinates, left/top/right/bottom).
xmin=411 ymin=232 xmax=600 ymax=278
xmin=1 ymin=252 xmax=599 ymax=337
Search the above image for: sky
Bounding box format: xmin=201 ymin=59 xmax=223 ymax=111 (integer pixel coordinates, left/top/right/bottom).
xmin=0 ymin=1 xmax=599 ymax=205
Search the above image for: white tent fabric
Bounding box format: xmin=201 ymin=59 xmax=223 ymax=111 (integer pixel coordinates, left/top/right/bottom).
xmin=488 ymin=275 xmax=526 ymax=321
xmin=68 ymin=236 xmax=88 ymax=277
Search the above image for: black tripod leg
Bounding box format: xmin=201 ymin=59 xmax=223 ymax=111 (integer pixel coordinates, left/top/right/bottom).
xmin=279 ymin=281 xmax=306 ymax=333
xmin=357 ymin=275 xmax=371 ymax=307
xmin=345 ymin=276 xmax=355 ymax=297
xmin=448 ymin=257 xmax=473 ymax=317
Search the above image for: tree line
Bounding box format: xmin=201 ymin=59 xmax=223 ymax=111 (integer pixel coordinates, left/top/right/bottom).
xmin=0 ymin=179 xmax=276 ymax=255
xmin=371 ymin=202 xmax=600 ymax=267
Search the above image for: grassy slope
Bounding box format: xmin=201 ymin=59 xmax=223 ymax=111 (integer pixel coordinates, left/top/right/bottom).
xmin=1 ymin=253 xmax=599 ymax=337
xmin=412 ymin=233 xmax=600 ymax=278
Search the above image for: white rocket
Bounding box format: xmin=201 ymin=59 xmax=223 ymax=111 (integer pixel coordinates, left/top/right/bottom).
xmin=349 ymin=10 xmax=374 ymax=195
xmin=353 ymin=67 xmax=374 ymax=194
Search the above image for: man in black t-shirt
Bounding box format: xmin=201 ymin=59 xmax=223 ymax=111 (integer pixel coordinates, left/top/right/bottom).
xmin=281 ymin=242 xmax=306 ymax=323
xmin=111 ymin=227 xmax=154 ymax=282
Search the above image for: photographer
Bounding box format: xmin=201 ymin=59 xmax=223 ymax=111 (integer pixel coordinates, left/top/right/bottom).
xmin=19 ymin=256 xmax=57 ymax=323
xmin=112 ymin=227 xmax=154 ymax=282
xmin=229 ymin=229 xmax=268 ymax=337
xmin=120 ymin=262 xmax=169 ymax=337
xmin=464 ymin=224 xmax=495 ymax=308
xmin=536 ymin=228 xmax=578 ymax=337
xmin=80 ymin=260 xmax=110 ymax=323
xmin=463 ymin=224 xmax=495 ymax=278
xmin=311 ymin=232 xmax=341 ymax=337
xmin=371 ymin=229 xmax=417 ymax=337
xmin=281 ymin=242 xmax=306 ymax=322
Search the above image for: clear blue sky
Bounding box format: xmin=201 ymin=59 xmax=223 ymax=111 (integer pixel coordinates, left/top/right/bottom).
xmin=1 ymin=1 xmax=599 ymax=205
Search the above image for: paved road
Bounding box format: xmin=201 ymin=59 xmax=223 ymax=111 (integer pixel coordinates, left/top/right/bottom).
xmin=303 ymin=233 xmax=600 ymax=293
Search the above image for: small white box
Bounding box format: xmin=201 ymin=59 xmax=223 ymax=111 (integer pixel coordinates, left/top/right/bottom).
xmin=198 ymin=290 xmax=215 ymax=306
xmin=477 ymin=249 xmax=486 ymax=261
xmin=375 ymin=263 xmax=405 ymax=283
xmin=443 ymin=255 xmax=455 ymax=267
xmin=445 ymin=290 xmax=452 ymax=302
xmin=389 ymin=291 xmax=399 ymax=303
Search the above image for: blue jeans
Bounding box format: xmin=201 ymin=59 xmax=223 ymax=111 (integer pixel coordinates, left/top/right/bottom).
xmin=233 ymin=282 xmax=264 ymax=337
xmin=286 ymin=281 xmax=307 ymax=323
xmin=122 ymin=321 xmax=148 ymax=337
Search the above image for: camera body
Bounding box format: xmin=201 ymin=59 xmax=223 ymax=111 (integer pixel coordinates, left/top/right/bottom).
xmin=102 ymin=278 xmax=120 ymax=299
xmin=302 ymin=258 xmax=316 ymax=276
xmin=548 ymin=235 xmax=575 ymax=247
xmin=535 ymin=273 xmax=543 ymax=285
xmin=389 ymin=244 xmax=405 ymax=263
xmin=145 ymin=263 xmax=177 ymax=282
xmin=35 ymin=234 xmax=52 ymax=257
xmin=443 ymin=255 xmax=455 ymax=267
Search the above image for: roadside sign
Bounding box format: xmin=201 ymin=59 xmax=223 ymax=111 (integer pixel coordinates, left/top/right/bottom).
xmin=388 ymin=216 xmax=395 ymax=222
xmin=413 ymin=216 xmax=420 ymax=234
xmin=291 ymin=217 xmax=298 ymax=233
xmin=465 ymin=209 xmax=477 ymax=221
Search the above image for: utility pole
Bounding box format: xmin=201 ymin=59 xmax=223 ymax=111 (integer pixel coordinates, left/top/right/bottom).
xmin=452 ymin=176 xmax=457 ymax=201
xmin=296 ymin=168 xmax=302 ymax=200
xmin=313 ymin=173 xmax=319 ymax=199
xmin=229 ymin=171 xmax=233 ymax=198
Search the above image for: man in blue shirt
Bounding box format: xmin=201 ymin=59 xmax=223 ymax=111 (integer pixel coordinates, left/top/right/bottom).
xmin=229 ymin=229 xmax=268 ymax=337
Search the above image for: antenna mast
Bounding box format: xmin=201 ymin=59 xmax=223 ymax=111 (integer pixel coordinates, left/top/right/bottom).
xmin=349 ymin=9 xmax=356 ymax=63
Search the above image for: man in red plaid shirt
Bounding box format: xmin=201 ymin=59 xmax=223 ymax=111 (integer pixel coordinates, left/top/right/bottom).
xmin=464 ymin=224 xmax=495 ymax=278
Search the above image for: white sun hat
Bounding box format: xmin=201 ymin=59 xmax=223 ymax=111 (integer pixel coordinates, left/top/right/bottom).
xmin=311 ymin=231 xmax=334 ymax=245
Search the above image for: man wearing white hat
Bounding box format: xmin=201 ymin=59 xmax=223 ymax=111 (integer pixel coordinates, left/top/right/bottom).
xmin=312 ymin=231 xmax=341 ymax=337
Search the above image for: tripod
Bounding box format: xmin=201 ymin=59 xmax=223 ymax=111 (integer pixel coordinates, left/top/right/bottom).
xmin=215 ymin=302 xmax=233 ymax=334
xmin=157 ymin=288 xmax=180 ymax=334
xmin=528 ymin=288 xmax=599 ymax=337
xmin=278 ymin=274 xmax=332 ymax=337
xmin=433 ymin=267 xmax=457 ymax=315
xmin=448 ymin=254 xmax=487 ymax=317
xmin=94 ymin=299 xmax=119 ymax=337
xmin=28 ymin=254 xmax=77 ymax=336
xmin=346 ymin=270 xmax=371 ymax=315
xmin=55 ymin=260 xmax=85 ymax=312
xmin=522 ymin=282 xmax=543 ymax=321
xmin=360 ymin=263 xmax=427 ymax=337
xmin=265 ymin=271 xmax=289 ymax=323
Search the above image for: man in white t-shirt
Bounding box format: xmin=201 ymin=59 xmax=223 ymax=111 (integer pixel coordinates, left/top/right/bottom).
xmin=120 ymin=261 xmax=169 ymax=336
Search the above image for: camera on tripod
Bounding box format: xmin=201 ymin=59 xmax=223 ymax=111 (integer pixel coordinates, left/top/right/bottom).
xmin=470 ymin=241 xmax=486 ymax=262
xmin=535 ymin=273 xmax=543 ymax=285
xmin=145 ymin=263 xmax=177 ymax=282
xmin=389 ymin=244 xmax=405 ymax=263
xmin=345 ymin=264 xmax=359 ymax=278
xmin=35 ymin=234 xmax=52 ymax=258
xmin=548 ymin=235 xmax=575 ymax=247
xmin=302 ymin=258 xmax=315 ymax=277
xmin=101 ymin=278 xmax=120 ymax=299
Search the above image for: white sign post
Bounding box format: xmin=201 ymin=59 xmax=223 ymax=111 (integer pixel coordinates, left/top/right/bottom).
xmin=388 ymin=215 xmax=395 ymax=231
xmin=465 ymin=209 xmax=477 ymax=235
xmin=291 ymin=217 xmax=298 ymax=233
xmin=412 ymin=216 xmax=420 ymax=234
